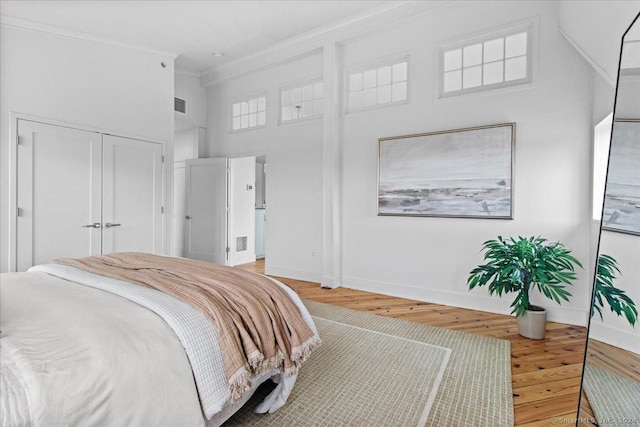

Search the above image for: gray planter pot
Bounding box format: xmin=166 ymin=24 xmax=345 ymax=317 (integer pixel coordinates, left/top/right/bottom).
xmin=517 ymin=306 xmax=547 ymax=339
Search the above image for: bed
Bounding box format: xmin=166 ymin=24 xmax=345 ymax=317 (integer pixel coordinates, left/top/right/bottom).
xmin=0 ymin=253 xmax=320 ymax=427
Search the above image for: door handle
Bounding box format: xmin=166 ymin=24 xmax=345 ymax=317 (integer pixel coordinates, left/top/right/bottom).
xmin=82 ymin=222 xmax=101 ymax=228
xmin=185 ymin=215 xmax=192 ymax=220
xmin=105 ymin=223 xmax=121 ymax=228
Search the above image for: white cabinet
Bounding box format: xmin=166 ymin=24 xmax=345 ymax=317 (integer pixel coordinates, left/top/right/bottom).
xmin=16 ymin=119 xmax=163 ymax=271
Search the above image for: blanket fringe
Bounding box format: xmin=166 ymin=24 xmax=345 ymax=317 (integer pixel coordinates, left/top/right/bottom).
xmin=229 ymin=335 xmax=321 ymax=400
xmin=247 ymin=350 xmax=264 ymax=371
xmin=229 ymin=367 xmax=252 ymax=403
xmin=290 ymin=335 xmax=322 ymax=369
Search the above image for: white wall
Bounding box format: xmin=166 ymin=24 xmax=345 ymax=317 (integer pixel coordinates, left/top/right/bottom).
xmin=339 ymin=1 xmax=596 ymax=326
xmin=207 ymin=53 xmax=324 ymax=282
xmin=202 ymin=1 xmax=611 ymax=325
xmin=588 ymin=74 xmax=640 ymax=353
xmin=558 ymin=1 xmax=640 ymax=86
xmin=0 ymin=25 xmax=175 ymax=272
xmin=175 ymin=72 xmax=208 ymax=134
xmin=590 ymin=231 xmax=640 ymax=354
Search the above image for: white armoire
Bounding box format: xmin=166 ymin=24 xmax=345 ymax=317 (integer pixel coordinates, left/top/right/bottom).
xmin=15 ymin=119 xmax=163 ymax=271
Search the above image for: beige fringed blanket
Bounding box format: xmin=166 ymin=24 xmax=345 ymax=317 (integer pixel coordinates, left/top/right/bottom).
xmin=55 ymin=252 xmax=321 ymax=402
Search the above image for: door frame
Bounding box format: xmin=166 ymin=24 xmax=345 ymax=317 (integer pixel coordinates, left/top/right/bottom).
xmin=8 ymin=112 xmax=172 ymax=272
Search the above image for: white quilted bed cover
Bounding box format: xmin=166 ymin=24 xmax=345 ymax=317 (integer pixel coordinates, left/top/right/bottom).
xmin=1 ymin=263 xmax=318 ymax=426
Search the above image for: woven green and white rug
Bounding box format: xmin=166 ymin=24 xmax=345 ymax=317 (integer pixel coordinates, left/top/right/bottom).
xmin=225 ymin=300 xmax=514 ymax=426
xmin=583 ymin=364 xmax=640 ymax=426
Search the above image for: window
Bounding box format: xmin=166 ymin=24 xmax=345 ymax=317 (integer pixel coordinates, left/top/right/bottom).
xmin=347 ymin=57 xmax=408 ymax=112
xmin=440 ymin=24 xmax=533 ymax=97
xmin=230 ymin=94 xmax=266 ymax=132
xmin=593 ymin=114 xmax=613 ymax=220
xmin=280 ymin=79 xmax=324 ymax=124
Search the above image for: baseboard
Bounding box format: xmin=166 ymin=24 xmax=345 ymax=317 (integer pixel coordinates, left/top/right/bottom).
xmin=342 ymin=276 xmax=589 ymax=327
xmin=588 ymin=322 xmax=640 ymax=354
xmin=232 ymin=253 xmax=256 ymax=266
xmin=266 ymin=265 xmax=323 ymax=284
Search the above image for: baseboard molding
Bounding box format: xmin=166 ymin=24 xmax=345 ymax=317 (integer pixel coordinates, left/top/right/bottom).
xmin=342 ymin=276 xmax=589 ymax=327
xmin=588 ymin=322 xmax=640 ymax=354
xmin=232 ymin=253 xmax=256 ymax=267
xmin=266 ymin=265 xmax=323 ymax=284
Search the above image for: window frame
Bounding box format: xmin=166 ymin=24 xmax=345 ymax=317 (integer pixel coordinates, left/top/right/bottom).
xmin=278 ymin=77 xmax=325 ymax=126
xmin=592 ymin=113 xmax=613 ymax=221
xmin=437 ymin=19 xmax=537 ymax=99
xmin=228 ymin=91 xmax=268 ymax=134
xmin=344 ymin=54 xmax=410 ymax=114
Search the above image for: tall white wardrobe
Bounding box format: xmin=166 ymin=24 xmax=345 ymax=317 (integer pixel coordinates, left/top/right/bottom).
xmin=15 ymin=119 xmax=164 ymax=271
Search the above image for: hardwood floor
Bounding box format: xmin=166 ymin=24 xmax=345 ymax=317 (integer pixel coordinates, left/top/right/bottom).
xmin=239 ymin=259 xmax=588 ymax=426
xmin=578 ymin=339 xmax=640 ymax=426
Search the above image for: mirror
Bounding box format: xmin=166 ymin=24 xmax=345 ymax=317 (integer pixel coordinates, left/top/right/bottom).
xmin=578 ymin=12 xmax=640 ymax=426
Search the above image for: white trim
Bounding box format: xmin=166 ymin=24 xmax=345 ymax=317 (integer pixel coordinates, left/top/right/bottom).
xmin=0 ymin=15 xmax=177 ymax=59
xmin=436 ymin=17 xmax=538 ymax=99
xmin=175 ymin=69 xmax=201 ymax=78
xmin=342 ymin=275 xmax=589 ymax=327
xmin=266 ymin=265 xmax=322 ymax=284
xmin=559 ymin=27 xmax=617 ymax=88
xmin=201 ymin=1 xmax=415 ymax=78
xmin=201 ymin=1 xmax=454 ymax=86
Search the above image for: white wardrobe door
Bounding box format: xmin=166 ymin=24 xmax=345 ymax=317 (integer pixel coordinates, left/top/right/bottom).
xmin=16 ymin=120 xmax=101 ymax=271
xmin=102 ymin=134 xmax=163 ymax=255
xmin=185 ymin=158 xmax=228 ymax=265
xmin=228 ymin=156 xmax=256 ymax=266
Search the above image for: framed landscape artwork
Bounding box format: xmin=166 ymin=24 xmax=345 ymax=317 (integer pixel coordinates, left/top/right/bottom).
xmin=378 ymin=123 xmax=515 ymax=219
xmin=602 ymin=119 xmax=640 ymax=236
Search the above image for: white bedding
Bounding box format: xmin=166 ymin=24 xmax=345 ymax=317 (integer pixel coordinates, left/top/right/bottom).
xmin=1 ymin=264 xmax=318 ymax=427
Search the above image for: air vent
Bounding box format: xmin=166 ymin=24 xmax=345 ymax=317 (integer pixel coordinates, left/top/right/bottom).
xmin=236 ymin=236 xmax=247 ymax=252
xmin=174 ymin=97 xmax=187 ymax=114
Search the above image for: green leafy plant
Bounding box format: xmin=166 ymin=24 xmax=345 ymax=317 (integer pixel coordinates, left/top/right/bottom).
xmin=592 ymin=254 xmax=638 ymax=327
xmin=467 ymin=236 xmax=583 ymax=317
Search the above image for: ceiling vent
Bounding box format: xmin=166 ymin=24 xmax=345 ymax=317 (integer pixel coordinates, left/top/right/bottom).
xmin=174 ymin=97 xmax=187 ymax=114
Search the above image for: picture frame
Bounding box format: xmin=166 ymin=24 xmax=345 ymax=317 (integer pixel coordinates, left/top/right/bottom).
xmin=602 ymin=119 xmax=640 ymax=236
xmin=378 ymin=123 xmax=515 ymax=219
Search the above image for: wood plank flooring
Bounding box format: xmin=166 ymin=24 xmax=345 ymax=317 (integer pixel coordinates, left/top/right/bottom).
xmin=239 ymin=259 xmax=589 ymax=426
xmin=578 ymin=339 xmax=640 ymax=426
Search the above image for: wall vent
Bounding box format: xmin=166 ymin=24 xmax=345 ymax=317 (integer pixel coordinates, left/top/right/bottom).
xmin=236 ymin=236 xmax=247 ymax=252
xmin=174 ymin=97 xmax=187 ymax=114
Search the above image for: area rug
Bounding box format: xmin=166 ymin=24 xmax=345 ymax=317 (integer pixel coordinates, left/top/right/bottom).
xmin=224 ymin=300 xmax=514 ymax=426
xmin=583 ymin=364 xmax=640 ymax=425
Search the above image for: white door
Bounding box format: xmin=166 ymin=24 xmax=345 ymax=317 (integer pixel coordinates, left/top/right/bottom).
xmin=228 ymin=156 xmax=256 ymax=266
xmin=16 ymin=120 xmax=102 ymax=271
xmin=101 ymin=134 xmax=163 ymax=255
xmin=185 ymin=158 xmax=228 ymax=264
xmin=172 ymin=165 xmax=186 ymax=257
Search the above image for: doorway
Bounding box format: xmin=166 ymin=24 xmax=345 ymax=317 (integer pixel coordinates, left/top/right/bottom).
xmin=255 ymin=156 xmax=267 ymax=260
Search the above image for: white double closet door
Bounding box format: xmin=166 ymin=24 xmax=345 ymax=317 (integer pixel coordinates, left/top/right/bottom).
xmin=16 ymin=120 xmax=163 ymax=271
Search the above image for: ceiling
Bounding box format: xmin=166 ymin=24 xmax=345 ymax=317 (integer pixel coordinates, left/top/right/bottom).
xmin=0 ymin=0 xmax=394 ymax=74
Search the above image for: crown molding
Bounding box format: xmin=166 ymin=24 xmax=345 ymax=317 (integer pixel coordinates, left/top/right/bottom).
xmin=0 ymin=15 xmax=178 ymax=58
xmin=200 ymin=0 xmax=454 ymax=87
xmin=175 ymin=69 xmax=201 ymax=78
xmin=558 ymin=27 xmax=617 ymax=87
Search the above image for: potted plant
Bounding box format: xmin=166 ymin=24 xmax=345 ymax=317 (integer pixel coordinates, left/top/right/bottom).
xmin=467 ymin=236 xmax=583 ymax=339
xmin=592 ymin=254 xmax=638 ymax=327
